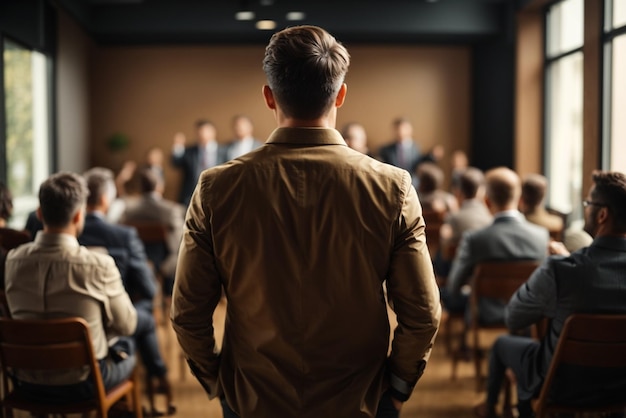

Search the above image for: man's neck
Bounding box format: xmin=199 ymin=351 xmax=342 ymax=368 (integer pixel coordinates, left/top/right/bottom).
xmin=43 ymin=226 xmax=77 ymax=237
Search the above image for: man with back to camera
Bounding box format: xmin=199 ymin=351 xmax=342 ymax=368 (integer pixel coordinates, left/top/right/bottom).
xmin=171 ymin=25 xmax=441 ymax=418
xmin=5 ymin=172 xmax=137 ymax=400
xmin=477 ymin=171 xmax=626 ymax=418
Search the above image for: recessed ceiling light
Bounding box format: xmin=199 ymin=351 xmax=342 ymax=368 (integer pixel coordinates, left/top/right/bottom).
xmin=256 ymin=20 xmax=277 ymax=30
xmin=235 ymin=11 xmax=255 ymax=21
xmin=286 ymin=11 xmax=306 ymax=21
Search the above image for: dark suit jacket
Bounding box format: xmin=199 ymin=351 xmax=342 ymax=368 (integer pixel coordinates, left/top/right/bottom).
xmin=378 ymin=140 xmax=421 ymax=173
xmin=447 ymin=212 xmax=549 ymax=323
xmin=79 ymin=213 xmax=156 ymax=302
xmin=171 ymin=143 xmax=227 ymax=206
xmin=506 ymin=236 xmax=626 ymax=404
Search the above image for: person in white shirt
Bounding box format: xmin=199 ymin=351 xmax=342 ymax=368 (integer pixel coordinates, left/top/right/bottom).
xmin=224 ymin=115 xmax=263 ymax=161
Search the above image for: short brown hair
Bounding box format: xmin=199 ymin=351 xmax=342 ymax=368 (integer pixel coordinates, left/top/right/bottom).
xmin=591 ymin=170 xmax=626 ymax=233
xmin=139 ymin=167 xmax=161 ymax=194
xmin=263 ymin=25 xmax=350 ymax=120
xmin=521 ymin=174 xmax=547 ymax=209
xmin=39 ymin=172 xmax=88 ymax=228
xmin=458 ymin=167 xmax=484 ymax=199
xmin=83 ymin=167 xmax=116 ymax=207
xmin=417 ymin=162 xmax=444 ymax=193
xmin=485 ymin=167 xmax=521 ymax=208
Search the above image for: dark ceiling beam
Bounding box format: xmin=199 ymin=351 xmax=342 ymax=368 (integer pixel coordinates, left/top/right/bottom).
xmin=57 ymin=0 xmax=507 ymax=44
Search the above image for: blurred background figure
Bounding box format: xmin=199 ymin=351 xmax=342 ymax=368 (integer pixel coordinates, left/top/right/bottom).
xmin=416 ymin=162 xmax=458 ymax=214
xmin=519 ymin=173 xmax=564 ymax=240
xmin=341 ymin=122 xmax=370 ymax=155
xmin=171 ymin=119 xmax=223 ymax=206
xmin=378 ymin=117 xmax=421 ymax=185
xmin=0 ymin=181 xmax=31 ymax=287
xmin=225 ymin=115 xmax=263 ymax=161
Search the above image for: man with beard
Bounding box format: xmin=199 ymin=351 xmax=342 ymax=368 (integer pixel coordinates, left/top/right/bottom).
xmin=477 ymin=171 xmax=626 ymax=418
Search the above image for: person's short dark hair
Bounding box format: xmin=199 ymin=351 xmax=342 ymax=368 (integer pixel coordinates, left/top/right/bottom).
xmin=263 ymin=25 xmax=350 ymax=120
xmin=485 ymin=167 xmax=520 ymax=208
xmin=39 ymin=172 xmax=88 ymax=228
xmin=458 ymin=167 xmax=485 ymax=199
xmin=392 ymin=117 xmax=410 ymax=129
xmin=521 ymin=174 xmax=548 ymax=209
xmin=417 ymin=162 xmax=444 ymax=193
xmin=195 ymin=119 xmax=214 ymax=130
xmin=84 ymin=167 xmax=116 ymax=207
xmin=591 ymin=170 xmax=626 ymax=233
xmin=139 ymin=167 xmax=161 ymax=194
xmin=0 ymin=181 xmax=13 ymax=221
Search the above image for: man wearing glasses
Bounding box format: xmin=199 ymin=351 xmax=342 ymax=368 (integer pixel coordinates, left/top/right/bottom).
xmin=478 ymin=170 xmax=626 ymax=418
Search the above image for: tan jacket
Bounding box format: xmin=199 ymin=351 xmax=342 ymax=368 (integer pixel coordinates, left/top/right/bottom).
xmin=172 ymin=127 xmax=441 ymax=418
xmin=5 ymin=232 xmax=137 ymax=384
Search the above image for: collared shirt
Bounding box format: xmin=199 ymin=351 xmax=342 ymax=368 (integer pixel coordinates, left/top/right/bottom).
xmin=5 ymin=232 xmax=137 ymax=384
xmin=172 ymin=127 xmax=441 ymax=417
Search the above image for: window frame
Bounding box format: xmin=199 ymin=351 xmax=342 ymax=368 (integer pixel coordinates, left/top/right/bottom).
xmin=542 ymin=0 xmax=585 ymax=219
xmin=602 ymin=0 xmax=626 ymax=169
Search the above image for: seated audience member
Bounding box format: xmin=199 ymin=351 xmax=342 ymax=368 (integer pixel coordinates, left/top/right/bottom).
xmin=442 ymin=167 xmax=549 ymax=325
xmin=435 ymin=167 xmax=492 ymax=277
xmin=4 ymin=172 xmax=137 ymax=400
xmin=0 ymin=181 xmax=30 ymax=251
xmin=478 ymin=171 xmax=626 ymax=418
xmin=519 ymin=173 xmax=564 ymax=237
xmin=1 ymin=181 xmax=31 ymax=288
xmin=120 ymin=167 xmax=185 ymax=297
xmin=341 ymin=122 xmax=370 ymax=155
xmin=416 ymin=162 xmax=459 ymax=213
xmin=78 ymin=167 xmax=173 ymax=402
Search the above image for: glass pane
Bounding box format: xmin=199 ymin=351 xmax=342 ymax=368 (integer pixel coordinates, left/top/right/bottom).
xmin=546 ymin=52 xmax=584 ymax=218
xmin=3 ymin=39 xmax=51 ymax=228
xmin=614 ymin=0 xmax=626 ymax=29
xmin=610 ymin=35 xmax=626 ymax=170
xmin=547 ymin=0 xmax=584 ymax=57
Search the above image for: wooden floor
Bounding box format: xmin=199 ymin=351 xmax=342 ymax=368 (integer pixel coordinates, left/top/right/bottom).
xmin=156 ymin=301 xmax=491 ymax=418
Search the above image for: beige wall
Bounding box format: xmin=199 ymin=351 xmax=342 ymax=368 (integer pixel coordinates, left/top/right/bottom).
xmin=56 ymin=10 xmax=92 ymax=174
xmin=90 ymin=44 xmax=471 ymax=200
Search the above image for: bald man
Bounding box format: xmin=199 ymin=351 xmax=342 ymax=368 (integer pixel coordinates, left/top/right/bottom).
xmin=443 ymin=167 xmax=549 ymax=324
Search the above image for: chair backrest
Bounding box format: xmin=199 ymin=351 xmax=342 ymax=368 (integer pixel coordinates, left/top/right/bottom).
xmin=123 ymin=221 xmax=169 ymax=270
xmin=535 ymin=314 xmax=626 ymax=415
xmin=423 ymin=210 xmax=446 ymax=257
xmin=469 ymin=260 xmax=540 ymax=325
xmin=124 ymin=221 xmax=168 ymax=244
xmin=0 ymin=317 xmax=106 ymax=401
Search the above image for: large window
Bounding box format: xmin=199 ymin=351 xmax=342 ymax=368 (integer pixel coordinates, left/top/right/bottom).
xmin=2 ymin=38 xmax=52 ymax=228
xmin=544 ymin=0 xmax=584 ymax=219
xmin=603 ymin=0 xmax=626 ymax=171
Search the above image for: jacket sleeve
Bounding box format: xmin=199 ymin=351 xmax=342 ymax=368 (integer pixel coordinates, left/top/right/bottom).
xmin=446 ymin=231 xmax=475 ymax=295
xmin=101 ymin=254 xmax=138 ymax=336
xmin=170 ymin=173 xmax=223 ymax=399
xmin=386 ymin=172 xmax=442 ymax=401
xmin=505 ymin=257 xmax=558 ymax=332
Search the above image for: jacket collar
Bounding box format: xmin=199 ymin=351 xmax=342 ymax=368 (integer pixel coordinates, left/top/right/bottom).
xmin=266 ymin=127 xmax=347 ymax=146
xmin=591 ymin=236 xmax=626 ymax=252
xmin=34 ymin=231 xmax=80 ymax=249
xmin=493 ymin=210 xmax=524 ymax=223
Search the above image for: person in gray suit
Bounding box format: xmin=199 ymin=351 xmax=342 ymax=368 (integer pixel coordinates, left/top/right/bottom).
xmin=442 ymin=167 xmax=549 ymax=325
xmin=478 ymin=171 xmax=626 ymax=418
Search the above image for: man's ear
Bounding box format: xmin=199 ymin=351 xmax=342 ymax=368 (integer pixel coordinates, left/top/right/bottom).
xmin=335 ymin=83 xmax=347 ymax=108
xmin=597 ymin=206 xmax=609 ymax=225
xmin=36 ymin=207 xmax=43 ymax=221
xmin=262 ymin=85 xmax=276 ymax=110
xmin=72 ymin=207 xmax=83 ymax=225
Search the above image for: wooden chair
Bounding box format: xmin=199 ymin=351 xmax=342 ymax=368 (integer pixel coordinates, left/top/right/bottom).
xmin=0 ymin=317 xmax=142 ymax=418
xmin=454 ymin=260 xmax=540 ymax=390
xmin=533 ymin=314 xmax=626 ymax=417
xmin=423 ymin=210 xmax=446 ymax=258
